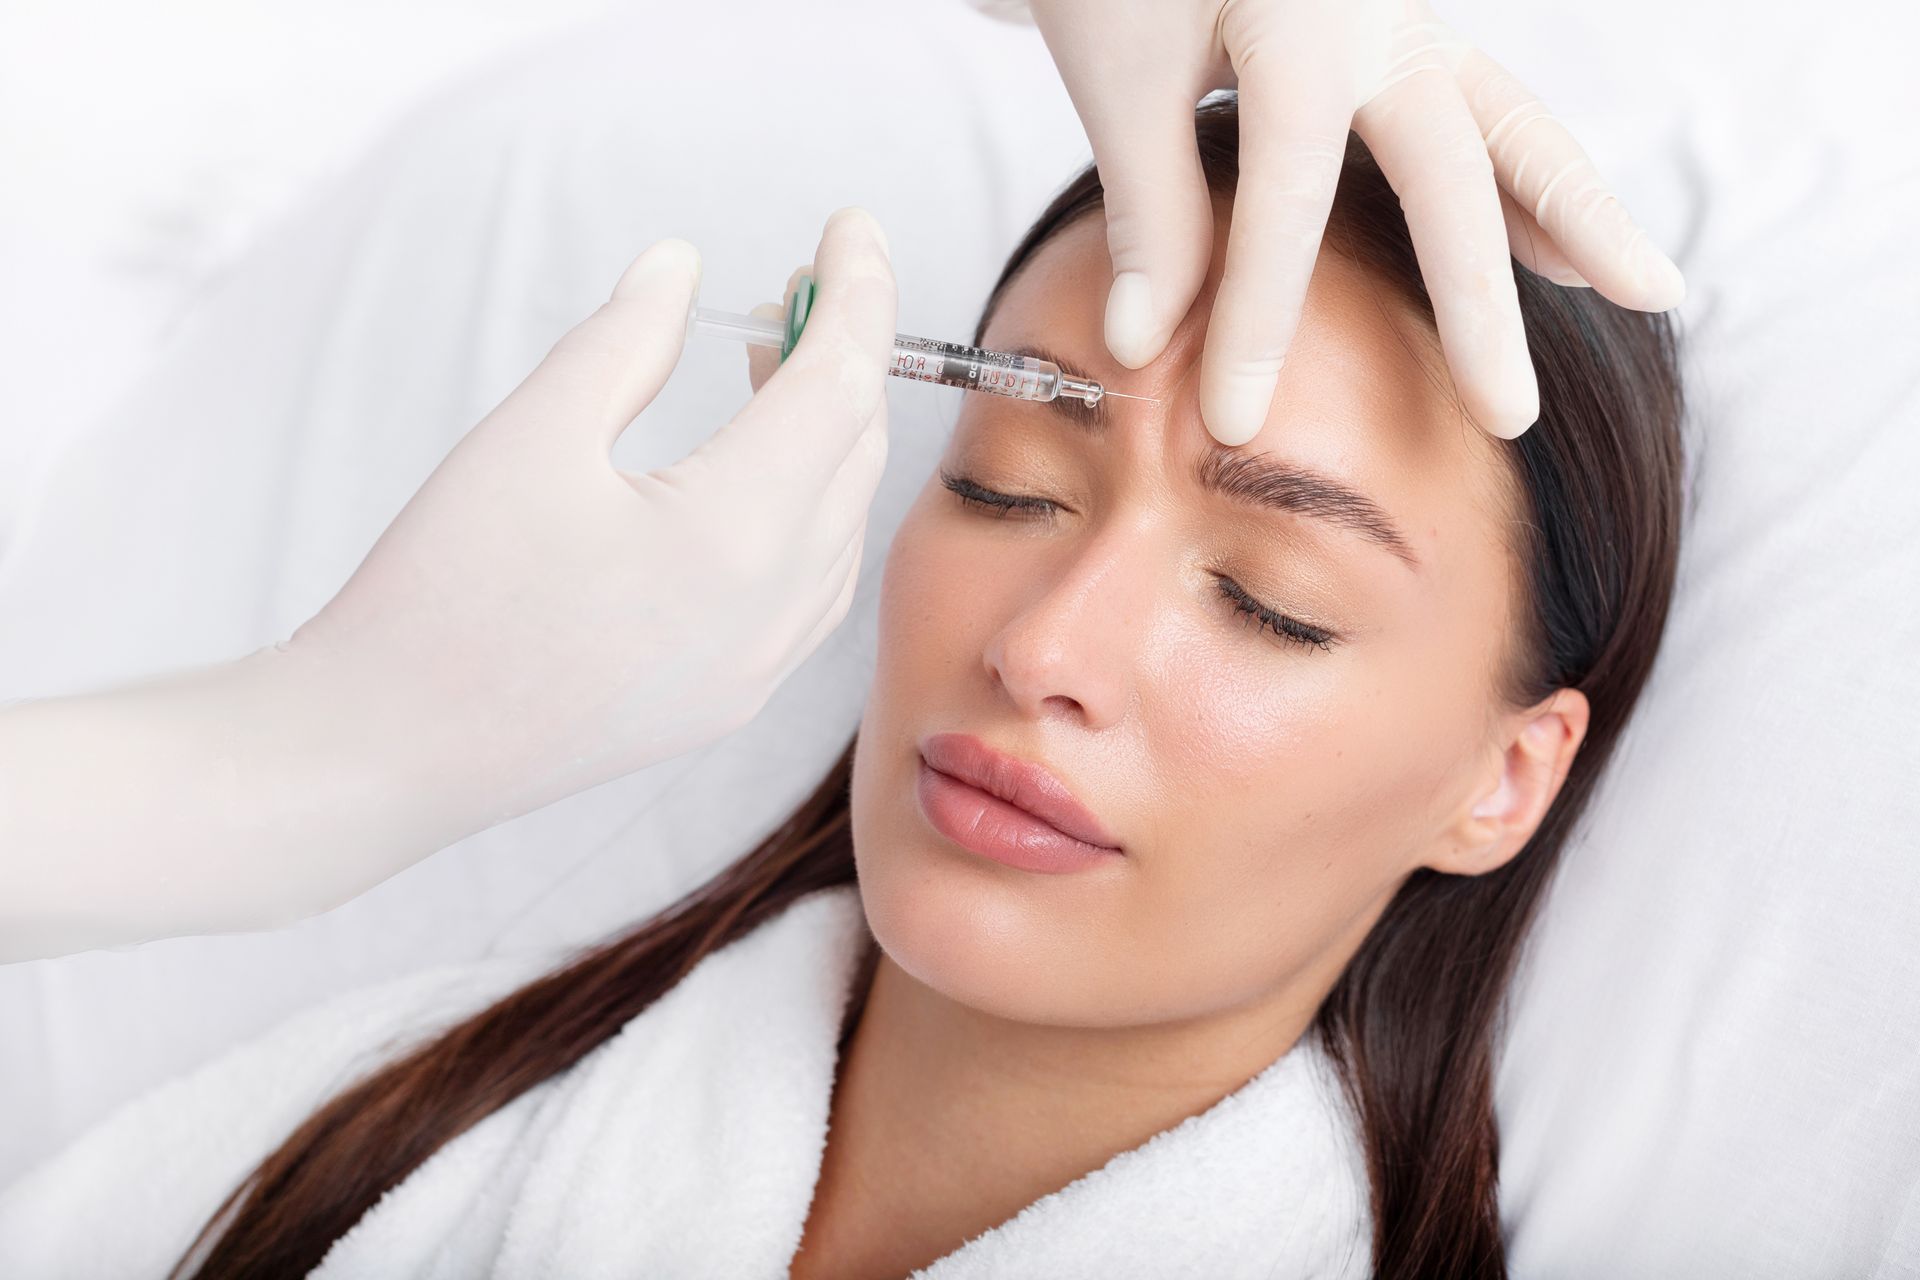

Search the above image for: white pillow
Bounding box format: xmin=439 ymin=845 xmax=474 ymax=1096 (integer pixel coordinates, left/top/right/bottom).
xmin=2 ymin=1 xmax=1915 ymax=1275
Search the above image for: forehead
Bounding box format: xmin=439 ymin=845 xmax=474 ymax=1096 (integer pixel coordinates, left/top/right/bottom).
xmin=973 ymin=208 xmax=1521 ymax=587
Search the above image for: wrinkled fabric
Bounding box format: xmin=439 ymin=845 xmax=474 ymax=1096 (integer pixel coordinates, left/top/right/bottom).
xmin=0 ymin=885 xmax=1374 ymax=1278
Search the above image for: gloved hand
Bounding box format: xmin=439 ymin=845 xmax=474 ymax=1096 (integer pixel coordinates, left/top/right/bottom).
xmin=0 ymin=206 xmax=895 ymax=962
xmin=1020 ymin=0 xmax=1687 ymax=444
xmin=290 ymin=205 xmax=895 ymax=816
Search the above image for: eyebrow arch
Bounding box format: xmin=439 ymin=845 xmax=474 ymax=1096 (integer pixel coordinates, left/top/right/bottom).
xmin=1000 ymin=342 xmax=1423 ymax=572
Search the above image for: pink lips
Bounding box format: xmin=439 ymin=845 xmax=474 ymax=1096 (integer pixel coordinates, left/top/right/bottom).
xmin=916 ymin=732 xmax=1123 ymax=874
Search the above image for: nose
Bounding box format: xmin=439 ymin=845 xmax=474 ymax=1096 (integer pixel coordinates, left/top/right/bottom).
xmin=979 ymin=525 xmax=1153 ymax=729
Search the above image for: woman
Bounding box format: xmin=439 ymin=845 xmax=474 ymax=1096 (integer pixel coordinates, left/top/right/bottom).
xmin=0 ymin=94 xmax=1685 ymax=1278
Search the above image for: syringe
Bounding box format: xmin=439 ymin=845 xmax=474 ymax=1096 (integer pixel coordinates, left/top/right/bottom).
xmin=689 ymin=274 xmax=1159 ymax=408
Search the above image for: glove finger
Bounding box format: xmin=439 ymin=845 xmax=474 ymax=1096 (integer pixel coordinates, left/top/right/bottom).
xmin=1198 ymin=69 xmax=1353 ymax=447
xmin=1083 ymin=87 xmax=1218 ymax=370
xmin=745 ymin=301 xmax=784 ymax=392
xmin=802 ymin=527 xmax=866 ymax=656
xmin=1355 ymin=64 xmax=1538 ymax=439
xmin=773 ymin=522 xmax=867 ymax=693
xmin=1454 ymin=43 xmax=1683 ymax=310
xmin=706 ymin=206 xmax=897 ymax=496
xmin=1499 ymin=188 xmax=1588 ymax=286
xmin=809 ymin=406 xmax=890 ymax=560
xmin=1024 ymin=0 xmax=1218 ymax=371
xmin=744 ymin=264 xmax=817 ymax=393
xmin=505 ymin=237 xmax=701 ymax=457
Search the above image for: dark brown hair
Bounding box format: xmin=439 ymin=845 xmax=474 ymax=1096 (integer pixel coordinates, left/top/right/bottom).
xmin=172 ymin=93 xmax=1685 ymax=1278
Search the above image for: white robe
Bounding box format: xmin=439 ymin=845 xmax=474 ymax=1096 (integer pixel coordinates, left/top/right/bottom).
xmin=0 ymin=885 xmax=1374 ymax=1277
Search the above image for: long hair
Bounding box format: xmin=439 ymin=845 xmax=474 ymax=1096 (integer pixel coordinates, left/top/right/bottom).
xmin=171 ymin=93 xmax=1685 ymax=1278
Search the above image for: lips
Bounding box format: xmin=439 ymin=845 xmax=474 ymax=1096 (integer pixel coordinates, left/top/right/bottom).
xmin=918 ymin=732 xmax=1122 ymax=851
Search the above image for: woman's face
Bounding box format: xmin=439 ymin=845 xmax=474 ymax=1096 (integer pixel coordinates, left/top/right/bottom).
xmin=850 ymin=204 xmax=1577 ymax=1031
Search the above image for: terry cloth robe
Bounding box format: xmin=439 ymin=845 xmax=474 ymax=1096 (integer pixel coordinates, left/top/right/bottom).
xmin=0 ymin=884 xmax=1375 ymax=1277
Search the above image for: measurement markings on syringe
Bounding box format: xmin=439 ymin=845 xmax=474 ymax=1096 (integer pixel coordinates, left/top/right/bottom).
xmin=892 ymin=337 xmax=1048 ymax=398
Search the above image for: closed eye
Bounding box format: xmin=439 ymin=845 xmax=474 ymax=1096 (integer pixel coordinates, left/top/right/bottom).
xmin=938 ymin=469 xmax=1339 ymax=654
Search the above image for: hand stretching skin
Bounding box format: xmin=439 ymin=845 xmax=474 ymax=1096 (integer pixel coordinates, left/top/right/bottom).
xmin=0 ymin=206 xmax=896 ymax=963
xmin=1020 ymin=0 xmax=1687 ymax=443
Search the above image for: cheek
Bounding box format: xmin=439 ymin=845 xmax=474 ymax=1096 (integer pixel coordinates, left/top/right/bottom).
xmin=1149 ymin=609 xmax=1485 ymax=874
xmin=1117 ymin=606 xmax=1492 ymax=1009
xmin=1114 ymin=665 xmax=1388 ymax=997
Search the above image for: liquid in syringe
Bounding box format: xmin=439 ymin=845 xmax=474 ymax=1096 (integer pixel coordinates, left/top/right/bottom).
xmin=688 ymin=274 xmax=1159 ymax=408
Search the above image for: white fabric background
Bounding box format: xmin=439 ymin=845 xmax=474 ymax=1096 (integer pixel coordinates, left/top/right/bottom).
xmin=0 ymin=0 xmax=1914 ymax=1274
xmin=0 ymin=0 xmax=621 ymax=545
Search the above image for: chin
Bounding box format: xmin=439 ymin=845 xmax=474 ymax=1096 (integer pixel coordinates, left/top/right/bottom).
xmin=848 ymin=718 xmax=1136 ymax=1027
xmin=851 ymin=833 xmax=1147 ymax=1029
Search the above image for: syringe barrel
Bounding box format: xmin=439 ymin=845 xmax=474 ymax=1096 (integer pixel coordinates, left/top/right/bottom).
xmin=888 ymin=334 xmax=1060 ymax=401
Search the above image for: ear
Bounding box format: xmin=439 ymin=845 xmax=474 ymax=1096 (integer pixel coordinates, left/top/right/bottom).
xmin=1425 ymin=689 xmax=1591 ymax=877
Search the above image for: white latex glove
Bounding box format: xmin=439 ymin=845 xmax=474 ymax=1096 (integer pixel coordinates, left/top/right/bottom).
xmin=0 ymin=205 xmax=896 ymax=963
xmin=1018 ymin=0 xmax=1688 ymax=443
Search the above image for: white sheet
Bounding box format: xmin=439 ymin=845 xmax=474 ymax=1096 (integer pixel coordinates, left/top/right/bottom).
xmin=1 ymin=1 xmax=1915 ymax=1274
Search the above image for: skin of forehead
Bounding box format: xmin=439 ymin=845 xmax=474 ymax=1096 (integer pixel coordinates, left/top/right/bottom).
xmin=970 ymin=205 xmax=1528 ymax=608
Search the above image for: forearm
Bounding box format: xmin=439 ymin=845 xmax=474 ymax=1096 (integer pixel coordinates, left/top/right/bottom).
xmin=0 ymin=643 xmax=479 ymax=964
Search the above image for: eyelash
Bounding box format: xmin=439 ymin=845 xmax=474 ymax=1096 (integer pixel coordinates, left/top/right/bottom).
xmin=938 ymin=470 xmax=1339 ymax=655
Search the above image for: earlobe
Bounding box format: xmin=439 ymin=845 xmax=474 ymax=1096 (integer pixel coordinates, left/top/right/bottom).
xmin=1431 ymin=690 xmax=1590 ymax=877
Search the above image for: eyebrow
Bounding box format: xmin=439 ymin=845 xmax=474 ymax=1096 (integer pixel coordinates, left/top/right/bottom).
xmin=1001 ymin=342 xmax=1423 ymax=571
